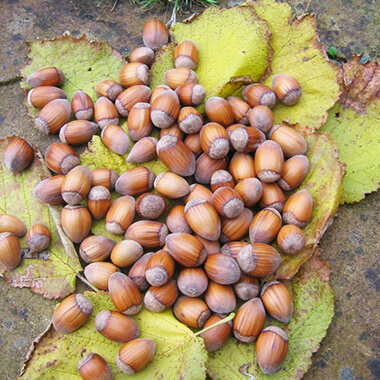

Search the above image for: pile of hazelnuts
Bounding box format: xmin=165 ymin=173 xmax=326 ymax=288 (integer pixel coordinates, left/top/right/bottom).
xmin=1 ymin=18 xmax=314 ymax=378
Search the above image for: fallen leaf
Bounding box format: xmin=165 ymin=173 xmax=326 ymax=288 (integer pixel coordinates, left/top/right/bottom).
xmin=150 ymin=43 xmax=176 ymax=90
xmin=320 ymin=57 xmax=380 ymax=203
xmin=0 ymin=137 xmax=82 ymax=299
xmin=90 ymin=194 xmax=181 ymax=246
xmin=151 ymin=6 xmax=272 ymax=113
xmin=20 ymin=291 xmax=208 ymax=379
xmin=12 ymin=14 xmax=346 ymax=378
xmin=206 ymin=255 xmax=334 ymax=379
xmin=90 ymin=191 xmax=125 ymax=244
xmin=337 ymin=55 xmax=380 ymax=113
xmin=20 ymin=35 xmax=124 ymax=118
xmin=274 ymin=126 xmax=346 ymax=279
xmin=80 ymin=125 xmax=171 ymax=241
xmin=80 ymin=124 xmax=168 ymax=177
xmin=250 ymin=0 xmax=340 ymax=129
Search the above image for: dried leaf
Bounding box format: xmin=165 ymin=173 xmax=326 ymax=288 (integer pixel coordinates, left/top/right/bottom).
xmin=337 ymin=55 xmax=380 ymax=113
xmin=320 ymin=57 xmax=380 ymax=203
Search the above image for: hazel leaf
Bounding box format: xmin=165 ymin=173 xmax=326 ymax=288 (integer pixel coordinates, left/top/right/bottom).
xmin=80 ymin=124 xmax=168 ymax=177
xmin=319 ymin=57 xmax=380 ymax=203
xmin=0 ymin=137 xmax=82 ymax=299
xmin=80 ymin=129 xmax=173 ymax=242
xmin=206 ymin=256 xmax=334 ymax=379
xmin=20 ymin=35 xmax=124 ymax=118
xmin=90 ymin=191 xmax=125 ymax=244
xmin=274 ymin=125 xmax=346 ymax=279
xmin=335 ymin=55 xmax=380 ymax=113
xmin=20 ymin=291 xmax=208 ymax=379
xmin=250 ymin=0 xmax=340 ymax=129
xmin=320 ymin=102 xmax=380 ymax=204
xmin=151 ymin=6 xmax=272 ymax=113
xmin=90 ymin=193 xmax=181 ymax=246
xmin=150 ymin=43 xmax=175 ymax=90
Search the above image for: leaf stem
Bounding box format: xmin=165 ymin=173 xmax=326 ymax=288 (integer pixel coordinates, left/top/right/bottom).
xmin=76 ymin=273 xmax=99 ymax=292
xmin=193 ymin=312 xmax=235 ymax=337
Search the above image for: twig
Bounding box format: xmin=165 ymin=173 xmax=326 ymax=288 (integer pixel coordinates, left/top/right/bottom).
xmin=305 ymin=0 xmax=312 ymax=12
xmin=111 ymin=0 xmax=119 ymax=11
xmin=168 ymin=0 xmax=178 ymax=27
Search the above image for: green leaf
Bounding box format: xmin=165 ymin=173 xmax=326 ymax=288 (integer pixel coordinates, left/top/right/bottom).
xmin=20 ymin=291 xmax=208 ymax=379
xmin=274 ymin=126 xmax=346 ymax=279
xmin=150 ymin=43 xmax=175 ymax=90
xmin=90 ymin=191 xmax=125 ymax=243
xmin=80 ymin=130 xmax=168 ymax=177
xmin=320 ymin=56 xmax=380 ymax=203
xmin=20 ymin=35 xmax=124 ymax=118
xmin=328 ymin=46 xmax=337 ymax=59
xmin=80 ymin=126 xmax=170 ymax=240
xmin=80 ymin=123 xmax=177 ymax=242
xmin=0 ymin=137 xmax=82 ymax=299
xmin=206 ymin=256 xmax=334 ymax=379
xmin=151 ymin=6 xmax=272 ymax=112
xmin=320 ymin=102 xmax=380 ymax=204
xmin=250 ymin=0 xmax=340 ymax=129
xmin=90 ymin=191 xmax=181 ymax=245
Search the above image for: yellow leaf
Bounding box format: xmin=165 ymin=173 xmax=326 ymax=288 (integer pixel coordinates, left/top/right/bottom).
xmin=251 ymin=0 xmax=340 ymax=129
xmin=151 ymin=6 xmax=272 ymax=113
xmin=21 ymin=292 xmax=208 ymax=379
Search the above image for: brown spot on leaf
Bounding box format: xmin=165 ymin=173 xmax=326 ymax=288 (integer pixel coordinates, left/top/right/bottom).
xmin=298 ymin=255 xmax=331 ymax=282
xmin=46 ymin=359 xmax=57 ymax=368
xmin=239 ymin=363 xmax=251 ymax=374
